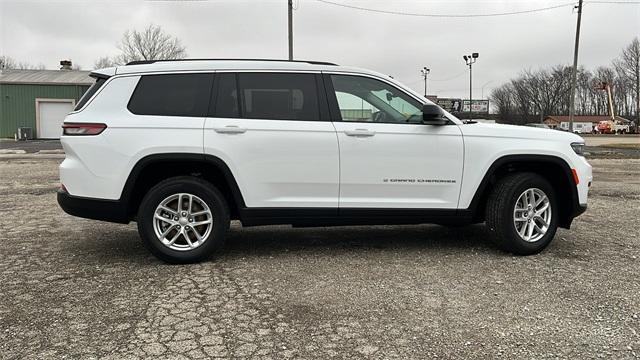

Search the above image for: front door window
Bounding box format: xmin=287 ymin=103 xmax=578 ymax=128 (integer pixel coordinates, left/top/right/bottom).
xmin=331 ymin=74 xmax=424 ymax=124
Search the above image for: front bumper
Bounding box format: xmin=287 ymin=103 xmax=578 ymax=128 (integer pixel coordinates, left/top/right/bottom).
xmin=57 ymin=189 xmax=130 ymax=224
xmin=574 ymin=204 xmax=588 ymax=218
xmin=560 ymin=203 xmax=588 ymax=229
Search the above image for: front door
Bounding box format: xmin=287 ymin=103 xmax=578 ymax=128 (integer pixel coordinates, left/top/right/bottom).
xmin=204 ymin=72 xmax=339 ymax=209
xmin=326 ymin=73 xmax=464 ymax=209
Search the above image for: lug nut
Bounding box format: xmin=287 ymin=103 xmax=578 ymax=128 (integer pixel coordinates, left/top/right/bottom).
xmin=189 ymin=218 xmax=193 ymax=222
xmin=182 ymin=212 xmax=187 ymax=216
xmin=176 ymin=225 xmax=181 ymax=229
xmin=174 ymin=216 xmax=178 ymax=221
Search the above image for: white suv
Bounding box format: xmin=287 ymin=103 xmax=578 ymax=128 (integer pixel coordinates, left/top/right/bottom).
xmin=57 ymin=59 xmax=592 ymax=263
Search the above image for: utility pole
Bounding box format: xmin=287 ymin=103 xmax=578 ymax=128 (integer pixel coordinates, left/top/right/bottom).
xmin=463 ymin=53 xmax=479 ymax=120
xmin=636 ymin=57 xmax=639 ymax=133
xmin=421 ymin=67 xmax=430 ymax=97
xmin=288 ymin=0 xmax=293 ymax=61
xmin=568 ymin=0 xmax=583 ymax=132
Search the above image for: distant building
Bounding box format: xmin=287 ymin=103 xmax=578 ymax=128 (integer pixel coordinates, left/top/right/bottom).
xmin=544 ymin=115 xmax=631 ymax=132
xmin=0 ymin=63 xmax=92 ymax=139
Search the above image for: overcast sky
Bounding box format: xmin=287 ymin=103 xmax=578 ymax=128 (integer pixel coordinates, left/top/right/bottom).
xmin=1 ymin=0 xmax=638 ymax=98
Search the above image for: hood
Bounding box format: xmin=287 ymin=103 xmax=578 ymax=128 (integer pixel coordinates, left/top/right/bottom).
xmin=459 ymin=122 xmax=584 ymax=143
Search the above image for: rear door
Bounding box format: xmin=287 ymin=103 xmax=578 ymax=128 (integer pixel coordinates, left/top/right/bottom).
xmin=203 ymin=72 xmax=339 ymax=210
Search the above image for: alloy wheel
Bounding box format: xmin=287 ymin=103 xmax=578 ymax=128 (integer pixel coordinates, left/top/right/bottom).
xmin=513 ymin=188 xmax=552 ymax=243
xmin=153 ymin=193 xmax=214 ymax=251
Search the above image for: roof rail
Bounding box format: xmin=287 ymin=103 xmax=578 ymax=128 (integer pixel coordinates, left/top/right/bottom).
xmin=126 ymin=59 xmax=338 ymax=66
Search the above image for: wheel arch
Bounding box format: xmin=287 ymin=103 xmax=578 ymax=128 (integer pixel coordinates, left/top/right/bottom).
xmin=467 ymin=154 xmax=579 ymax=229
xmin=120 ymin=153 xmax=246 ymax=221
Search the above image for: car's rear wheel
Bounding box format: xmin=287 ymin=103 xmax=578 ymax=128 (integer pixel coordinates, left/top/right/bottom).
xmin=137 ymin=176 xmax=229 ymax=263
xmin=485 ymin=172 xmax=558 ymax=255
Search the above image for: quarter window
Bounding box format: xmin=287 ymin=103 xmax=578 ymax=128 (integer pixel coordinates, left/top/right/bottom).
xmin=74 ymin=77 xmax=106 ymax=111
xmin=236 ymin=73 xmax=320 ymax=121
xmin=331 ymin=75 xmax=424 ymax=124
xmin=128 ymin=73 xmax=213 ymax=117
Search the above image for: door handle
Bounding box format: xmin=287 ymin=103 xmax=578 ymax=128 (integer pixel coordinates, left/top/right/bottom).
xmin=214 ymin=125 xmax=247 ymax=134
xmin=344 ymin=129 xmax=375 ymax=137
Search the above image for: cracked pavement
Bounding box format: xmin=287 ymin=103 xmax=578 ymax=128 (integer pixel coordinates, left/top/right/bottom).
xmin=0 ymin=157 xmax=639 ymax=359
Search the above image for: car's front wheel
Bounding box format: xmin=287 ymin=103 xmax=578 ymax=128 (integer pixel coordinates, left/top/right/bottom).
xmin=137 ymin=176 xmax=230 ymax=263
xmin=485 ymin=173 xmax=558 ymax=255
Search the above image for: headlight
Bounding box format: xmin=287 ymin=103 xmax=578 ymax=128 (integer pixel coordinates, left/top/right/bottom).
xmin=571 ymin=142 xmax=585 ymax=156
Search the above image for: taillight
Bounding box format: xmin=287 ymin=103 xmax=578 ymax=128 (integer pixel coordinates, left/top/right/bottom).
xmin=62 ymin=123 xmax=107 ymax=136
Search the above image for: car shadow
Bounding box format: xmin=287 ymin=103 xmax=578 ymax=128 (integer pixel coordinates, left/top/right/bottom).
xmin=223 ymin=223 xmax=494 ymax=258
xmin=66 ymin=223 xmax=496 ymax=265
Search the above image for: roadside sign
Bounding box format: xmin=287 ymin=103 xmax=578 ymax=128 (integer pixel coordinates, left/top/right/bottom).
xmin=462 ymin=100 xmax=489 ymax=113
xmin=436 ymin=98 xmax=463 ymax=113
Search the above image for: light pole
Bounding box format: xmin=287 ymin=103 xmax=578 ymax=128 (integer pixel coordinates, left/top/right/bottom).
xmin=463 ymin=52 xmax=479 ymax=120
xmin=421 ymin=67 xmax=430 ymax=98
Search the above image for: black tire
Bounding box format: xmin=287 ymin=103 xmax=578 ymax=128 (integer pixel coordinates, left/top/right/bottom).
xmin=137 ymin=176 xmax=230 ymax=264
xmin=485 ymin=172 xmax=558 ymax=255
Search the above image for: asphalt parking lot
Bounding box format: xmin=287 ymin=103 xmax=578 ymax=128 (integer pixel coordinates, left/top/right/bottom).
xmin=0 ymin=155 xmax=639 ymax=359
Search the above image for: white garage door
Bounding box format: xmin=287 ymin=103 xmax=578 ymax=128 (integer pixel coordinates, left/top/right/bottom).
xmin=38 ymin=101 xmax=74 ymax=139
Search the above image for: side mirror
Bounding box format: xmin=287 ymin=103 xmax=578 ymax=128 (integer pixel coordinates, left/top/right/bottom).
xmin=386 ymin=93 xmax=394 ymax=102
xmin=422 ymin=104 xmax=448 ymax=125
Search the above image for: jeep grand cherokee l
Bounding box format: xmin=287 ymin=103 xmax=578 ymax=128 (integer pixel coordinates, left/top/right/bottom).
xmin=57 ymin=59 xmax=592 ymax=263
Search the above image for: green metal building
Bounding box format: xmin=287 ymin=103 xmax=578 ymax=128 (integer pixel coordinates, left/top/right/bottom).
xmin=0 ymin=70 xmax=92 ymax=139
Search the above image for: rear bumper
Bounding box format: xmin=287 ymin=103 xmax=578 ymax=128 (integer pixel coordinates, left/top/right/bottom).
xmin=57 ymin=189 xmax=130 ymax=224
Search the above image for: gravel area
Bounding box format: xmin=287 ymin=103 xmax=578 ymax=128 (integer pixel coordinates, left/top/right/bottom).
xmin=0 ymin=157 xmax=638 ymax=359
xmin=0 ymin=139 xmax=63 ymax=154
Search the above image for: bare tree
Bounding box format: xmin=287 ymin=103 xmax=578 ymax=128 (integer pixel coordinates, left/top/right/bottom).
xmin=490 ymin=83 xmax=517 ymax=122
xmin=0 ymin=55 xmax=17 ymax=69
xmin=94 ymin=56 xmax=117 ymax=70
xmin=0 ymin=55 xmax=45 ymax=70
xmin=94 ymin=24 xmax=187 ymax=67
xmin=614 ymin=37 xmax=640 ymax=128
xmin=114 ymin=24 xmax=187 ymax=65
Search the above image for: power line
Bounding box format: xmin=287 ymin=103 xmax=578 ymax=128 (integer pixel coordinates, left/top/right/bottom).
xmin=587 ymin=1 xmax=640 ymax=3
xmin=314 ymin=0 xmax=576 ymax=18
xmin=314 ymin=0 xmax=639 ymax=17
xmin=430 ymin=70 xmax=468 ymax=82
xmin=405 ymin=70 xmax=468 ymax=86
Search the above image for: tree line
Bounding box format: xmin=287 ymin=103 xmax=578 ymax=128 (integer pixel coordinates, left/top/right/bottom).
xmin=0 ymin=56 xmax=46 ymax=70
xmin=490 ymin=37 xmax=640 ymax=126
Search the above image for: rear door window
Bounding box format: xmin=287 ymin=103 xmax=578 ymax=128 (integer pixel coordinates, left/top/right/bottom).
xmin=236 ymin=73 xmax=320 ymax=121
xmin=128 ymin=73 xmax=213 ymax=117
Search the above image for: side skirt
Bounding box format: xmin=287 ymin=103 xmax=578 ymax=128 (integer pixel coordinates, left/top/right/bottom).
xmin=239 ymin=208 xmax=474 ymax=227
